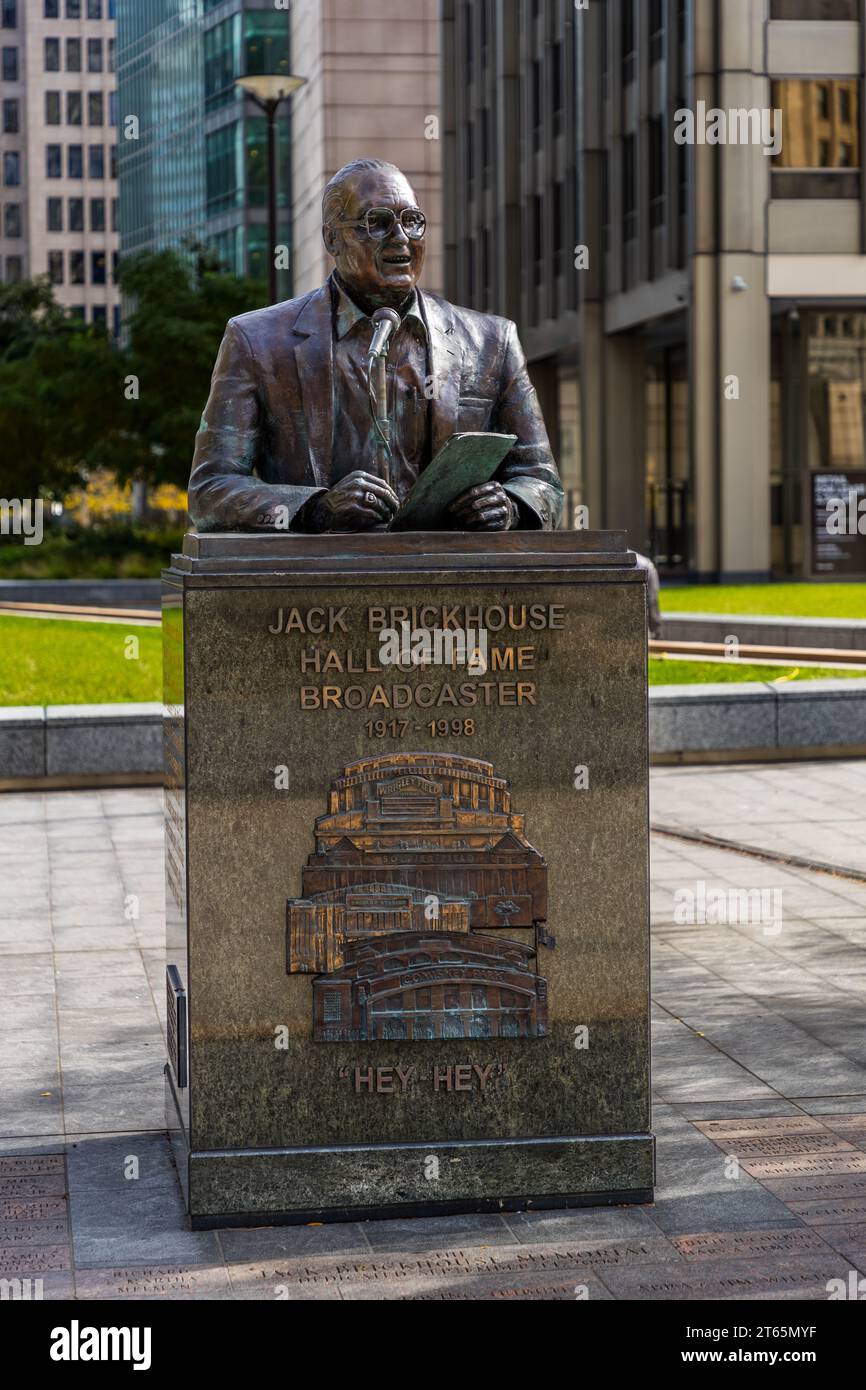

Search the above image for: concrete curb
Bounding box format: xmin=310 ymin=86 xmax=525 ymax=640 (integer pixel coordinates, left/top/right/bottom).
xmin=649 ymin=678 xmax=866 ymax=763
xmin=660 ymin=611 xmax=866 ymax=651
xmin=0 ymin=579 xmax=162 ymax=609
xmin=3 ymin=681 xmax=866 ymax=785
xmin=0 ymin=703 xmax=163 ymax=786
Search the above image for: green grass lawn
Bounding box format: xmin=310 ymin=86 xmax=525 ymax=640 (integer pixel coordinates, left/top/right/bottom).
xmin=649 ymin=657 xmax=866 ymax=686
xmin=2 ymin=615 xmax=864 ymax=706
xmin=0 ymin=616 xmax=162 ymax=705
xmin=659 ymin=583 xmax=866 ymax=619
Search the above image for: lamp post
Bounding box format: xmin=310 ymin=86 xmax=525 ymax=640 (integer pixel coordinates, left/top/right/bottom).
xmin=234 ymin=73 xmax=306 ymax=305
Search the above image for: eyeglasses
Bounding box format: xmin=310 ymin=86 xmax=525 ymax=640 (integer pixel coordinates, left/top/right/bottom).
xmin=335 ymin=207 xmax=427 ymax=241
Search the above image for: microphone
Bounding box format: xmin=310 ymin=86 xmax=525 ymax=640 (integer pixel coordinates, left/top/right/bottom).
xmin=368 ymin=307 xmax=401 ymax=360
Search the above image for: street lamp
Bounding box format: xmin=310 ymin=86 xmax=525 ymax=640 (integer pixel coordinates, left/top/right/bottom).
xmin=235 ymin=73 xmax=306 ymax=306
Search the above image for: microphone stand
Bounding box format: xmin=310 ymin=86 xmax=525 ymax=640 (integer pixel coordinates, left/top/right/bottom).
xmin=366 ymin=308 xmax=401 ymax=486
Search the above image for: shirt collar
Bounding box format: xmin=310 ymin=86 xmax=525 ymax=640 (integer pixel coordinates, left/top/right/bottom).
xmin=330 ymin=273 xmax=426 ymax=342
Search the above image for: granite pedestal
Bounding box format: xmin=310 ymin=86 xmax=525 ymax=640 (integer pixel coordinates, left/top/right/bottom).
xmin=163 ymin=530 xmax=654 ymax=1226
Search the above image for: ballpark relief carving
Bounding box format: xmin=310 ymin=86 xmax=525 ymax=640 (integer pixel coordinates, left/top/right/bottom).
xmin=285 ymin=753 xmax=550 ymax=1042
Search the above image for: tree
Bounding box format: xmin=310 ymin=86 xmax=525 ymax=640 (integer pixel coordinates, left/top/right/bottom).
xmin=114 ymin=246 xmax=265 ymax=491
xmin=0 ymin=279 xmax=123 ymax=500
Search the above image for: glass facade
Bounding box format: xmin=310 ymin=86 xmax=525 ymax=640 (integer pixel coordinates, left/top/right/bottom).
xmin=117 ymin=0 xmax=292 ymax=294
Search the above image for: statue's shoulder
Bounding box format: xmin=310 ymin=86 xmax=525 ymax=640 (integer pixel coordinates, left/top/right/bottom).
xmin=227 ymin=287 xmax=325 ymax=345
xmin=420 ymin=291 xmax=514 ymax=349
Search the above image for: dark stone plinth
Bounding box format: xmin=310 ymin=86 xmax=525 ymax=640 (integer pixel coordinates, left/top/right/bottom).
xmin=163 ymin=530 xmax=653 ymax=1225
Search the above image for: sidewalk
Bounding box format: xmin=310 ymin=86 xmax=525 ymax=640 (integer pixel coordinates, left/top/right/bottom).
xmin=2 ymin=767 xmax=865 ymax=1300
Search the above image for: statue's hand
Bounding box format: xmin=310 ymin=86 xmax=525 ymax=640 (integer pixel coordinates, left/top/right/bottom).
xmin=448 ymin=482 xmax=516 ymax=531
xmin=307 ymin=471 xmax=400 ymax=532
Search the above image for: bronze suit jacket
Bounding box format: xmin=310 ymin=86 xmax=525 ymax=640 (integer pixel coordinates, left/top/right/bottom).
xmin=188 ymin=283 xmax=564 ymax=531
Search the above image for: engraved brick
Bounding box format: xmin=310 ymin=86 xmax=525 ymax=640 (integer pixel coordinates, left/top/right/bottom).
xmin=672 ymin=1228 xmax=827 ymax=1261
xmin=694 ymin=1117 xmax=830 ymax=1140
xmin=0 ymin=1177 xmax=66 ymax=1199
xmin=0 ymin=1245 xmax=70 ymax=1275
xmin=0 ymin=1198 xmax=67 ymax=1221
xmin=0 ymin=1220 xmax=68 ymax=1246
xmin=0 ymin=1157 xmax=65 ymax=1177
xmin=744 ymin=1153 xmax=866 ymax=1181
xmin=74 ymin=1265 xmax=231 ymax=1299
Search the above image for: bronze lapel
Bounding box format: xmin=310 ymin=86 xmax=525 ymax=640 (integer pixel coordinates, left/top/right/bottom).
xmin=292 ymin=285 xmax=334 ymax=488
xmin=421 ymin=292 xmax=462 ymax=461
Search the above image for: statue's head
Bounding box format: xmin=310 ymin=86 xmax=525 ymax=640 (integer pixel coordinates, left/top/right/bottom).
xmin=322 ymin=159 xmax=426 ymax=310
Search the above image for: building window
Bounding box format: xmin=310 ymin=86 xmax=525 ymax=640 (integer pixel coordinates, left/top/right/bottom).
xmin=88 ymin=144 xmax=104 ymax=179
xmin=68 ymin=144 xmax=84 ymax=179
xmin=649 ymin=0 xmax=664 ymax=64
xmin=622 ymin=0 xmax=635 ymax=85
xmin=88 ymin=92 xmax=103 ymax=126
xmin=67 ymin=91 xmax=82 ymax=126
xmin=206 ymin=123 xmax=241 ymax=214
xmin=772 ymin=79 xmax=861 ymax=197
xmin=109 ymin=91 xmax=117 ymax=126
xmin=3 ymin=203 xmax=21 ymax=238
xmin=70 ymin=249 xmax=85 ymax=283
xmin=323 ymin=991 xmax=342 ymax=1024
xmin=1 ymin=1 xmax=16 ymax=29
xmin=204 ymin=17 xmax=239 ymax=110
xmin=110 ymin=196 xmax=118 ymax=231
xmin=47 ymin=197 xmax=63 ymax=231
xmin=66 ymin=38 xmax=81 ymax=72
xmin=90 ymin=197 xmax=105 ymax=231
xmin=2 ymin=98 xmax=18 ymax=133
xmin=45 ymin=91 xmax=61 ymax=124
xmin=3 ymin=150 xmax=20 ymax=186
xmin=109 ymin=144 xmax=117 ymax=178
xmin=244 ymin=10 xmax=290 ymax=79
xmin=531 ymin=57 xmax=542 ymax=152
xmin=46 ymin=144 xmax=62 ymax=178
xmin=92 ymin=305 xmax=107 ymax=326
xmin=532 ymin=192 xmax=543 ymax=287
xmin=649 ymin=116 xmax=665 ymax=228
xmin=552 ymin=39 xmax=563 ymax=140
xmin=622 ymin=134 xmax=637 ymax=241
xmin=45 ymin=0 xmax=59 ymax=15
xmin=68 ymin=197 xmax=83 ymax=230
xmin=4 ymin=255 xmax=23 ymax=282
xmin=48 ymin=250 xmax=64 ymax=285
xmin=66 ymin=0 xmax=81 ymax=16
xmin=87 ymin=0 xmax=102 ymax=16
xmin=770 ymin=0 xmax=858 ymax=17
xmin=113 ymin=304 xmax=120 ymax=338
xmin=107 ymin=37 xmax=115 ymax=72
xmin=87 ymin=38 xmax=102 ymax=73
xmin=2 ymin=44 xmax=17 ymax=79
xmin=91 ymin=250 xmax=106 ymax=284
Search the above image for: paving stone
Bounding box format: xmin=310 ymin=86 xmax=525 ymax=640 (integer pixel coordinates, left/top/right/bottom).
xmin=0 ymin=1155 xmax=64 ymax=1177
xmin=762 ymin=1171 xmax=866 ymax=1203
xmin=0 ymin=1244 xmax=70 ymax=1274
xmin=649 ymin=1189 xmax=802 ymax=1236
xmin=218 ymin=1223 xmax=371 ymax=1263
xmin=597 ymin=1253 xmax=853 ymax=1301
xmin=503 ymin=1205 xmax=666 ymax=1245
xmin=361 ymin=1213 xmax=514 ymax=1253
xmin=73 ymin=1264 xmax=231 ymax=1299
xmin=693 ymin=1116 xmax=832 ymax=1141
xmin=0 ymin=1219 xmax=69 ymax=1246
xmin=671 ymin=1227 xmax=830 ymax=1261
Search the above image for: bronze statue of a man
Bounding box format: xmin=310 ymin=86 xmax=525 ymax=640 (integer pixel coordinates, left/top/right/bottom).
xmin=188 ymin=159 xmax=563 ymax=533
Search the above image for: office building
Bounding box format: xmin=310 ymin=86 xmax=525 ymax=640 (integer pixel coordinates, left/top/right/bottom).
xmin=442 ymin=0 xmax=866 ymax=580
xmin=116 ymin=0 xmax=293 ymax=296
xmin=0 ymin=0 xmax=120 ymax=331
xmin=289 ymin=0 xmax=442 ymax=295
